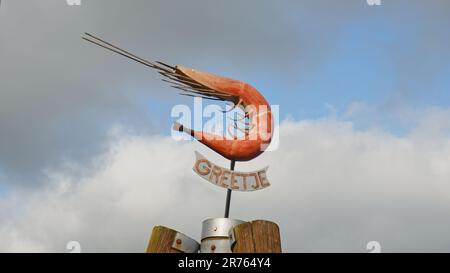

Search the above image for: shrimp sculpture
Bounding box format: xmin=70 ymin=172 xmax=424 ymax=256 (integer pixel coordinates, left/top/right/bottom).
xmin=83 ymin=33 xmax=273 ymax=161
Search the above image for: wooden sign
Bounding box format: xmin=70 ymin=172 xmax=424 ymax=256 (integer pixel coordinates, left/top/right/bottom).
xmin=193 ymin=152 xmax=270 ymax=192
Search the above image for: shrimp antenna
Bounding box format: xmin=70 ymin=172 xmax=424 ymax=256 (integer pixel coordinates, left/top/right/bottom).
xmin=82 ymin=33 xmax=239 ymax=104
xmin=82 ymin=32 xmax=173 ymax=74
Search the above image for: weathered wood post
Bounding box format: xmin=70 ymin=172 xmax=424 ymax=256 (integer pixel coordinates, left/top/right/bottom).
xmin=231 ymin=220 xmax=282 ymax=253
xmin=147 ymin=220 xmax=282 ymax=253
xmin=146 ymin=226 xmax=199 ymax=253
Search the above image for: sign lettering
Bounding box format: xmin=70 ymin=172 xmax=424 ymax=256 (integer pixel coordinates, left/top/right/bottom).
xmin=193 ymin=152 xmax=270 ymax=192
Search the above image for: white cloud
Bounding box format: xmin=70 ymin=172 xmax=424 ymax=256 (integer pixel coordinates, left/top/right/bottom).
xmin=1 ymin=112 xmax=450 ymax=252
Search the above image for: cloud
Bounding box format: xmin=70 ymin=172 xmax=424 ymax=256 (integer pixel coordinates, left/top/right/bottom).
xmin=0 ymin=0 xmax=365 ymax=185
xmin=1 ymin=110 xmax=450 ymax=252
xmin=385 ymin=0 xmax=450 ymax=99
xmin=2 ymin=0 xmax=449 ymax=187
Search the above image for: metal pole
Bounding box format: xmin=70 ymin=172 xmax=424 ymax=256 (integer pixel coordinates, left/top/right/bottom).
xmin=224 ymin=160 xmax=235 ymax=218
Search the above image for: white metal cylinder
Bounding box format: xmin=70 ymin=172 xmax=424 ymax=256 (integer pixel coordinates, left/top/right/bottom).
xmin=200 ymin=218 xmax=245 ymax=253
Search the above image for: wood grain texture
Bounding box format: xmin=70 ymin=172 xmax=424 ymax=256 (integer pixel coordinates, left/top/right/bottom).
xmin=232 ymin=220 xmax=282 ymax=253
xmin=146 ymin=226 xmax=181 ymax=253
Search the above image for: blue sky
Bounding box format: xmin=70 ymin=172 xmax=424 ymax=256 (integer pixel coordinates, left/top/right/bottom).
xmin=133 ymin=1 xmax=450 ymax=136
xmin=269 ymin=9 xmax=448 ymax=128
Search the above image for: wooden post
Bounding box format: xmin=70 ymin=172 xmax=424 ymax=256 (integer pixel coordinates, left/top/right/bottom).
xmin=231 ymin=220 xmax=282 ymax=253
xmin=146 ymin=226 xmax=200 ymax=253
xmin=146 ymin=226 xmax=180 ymax=253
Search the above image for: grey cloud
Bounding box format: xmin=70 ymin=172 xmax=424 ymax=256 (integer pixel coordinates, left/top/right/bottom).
xmin=1 ymin=114 xmax=450 ymax=252
xmin=378 ymin=1 xmax=450 ymax=113
xmin=0 ymin=0 xmax=448 ymax=185
xmin=0 ymin=0 xmax=360 ymax=185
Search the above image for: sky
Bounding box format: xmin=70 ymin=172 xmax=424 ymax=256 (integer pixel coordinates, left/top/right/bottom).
xmin=0 ymin=0 xmax=449 ymax=252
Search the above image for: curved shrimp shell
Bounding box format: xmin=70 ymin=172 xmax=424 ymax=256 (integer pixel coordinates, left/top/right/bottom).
xmin=176 ymin=66 xmax=273 ymax=161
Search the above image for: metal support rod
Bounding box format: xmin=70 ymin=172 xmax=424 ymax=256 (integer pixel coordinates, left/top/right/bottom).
xmin=224 ymin=160 xmax=235 ymax=218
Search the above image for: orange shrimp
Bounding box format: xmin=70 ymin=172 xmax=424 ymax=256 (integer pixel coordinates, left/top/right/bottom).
xmin=82 ymin=33 xmax=273 ymax=161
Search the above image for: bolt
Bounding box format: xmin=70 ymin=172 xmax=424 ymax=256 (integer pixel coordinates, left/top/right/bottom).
xmin=211 ymin=245 xmax=216 ymax=251
xmin=176 ymin=239 xmax=182 ymax=245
